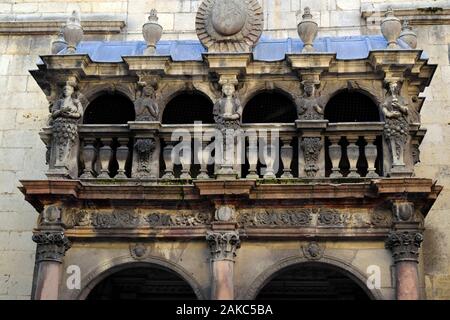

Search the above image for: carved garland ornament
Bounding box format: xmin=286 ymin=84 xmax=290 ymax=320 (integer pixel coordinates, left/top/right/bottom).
xmin=301 ymin=137 xmax=322 ymax=177
xmin=196 ymin=0 xmax=264 ymax=52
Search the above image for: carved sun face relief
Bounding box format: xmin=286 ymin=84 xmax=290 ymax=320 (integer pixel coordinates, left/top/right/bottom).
xmin=196 ymin=0 xmax=263 ymax=52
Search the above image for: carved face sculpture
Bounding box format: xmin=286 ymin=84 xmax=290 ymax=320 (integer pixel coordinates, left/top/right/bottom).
xmin=142 ymin=85 xmax=155 ymax=98
xmin=63 ymin=84 xmax=74 ymax=98
xmin=304 ymin=83 xmax=315 ymax=97
xmin=211 ymin=0 xmax=247 ymax=36
xmin=389 ymin=82 xmax=399 ymax=97
xmin=222 ymin=83 xmax=235 ymax=97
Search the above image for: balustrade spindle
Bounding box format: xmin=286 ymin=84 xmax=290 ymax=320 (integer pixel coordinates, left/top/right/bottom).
xmin=115 ymin=138 xmax=129 ymax=179
xmin=246 ymin=133 xmax=259 ymax=179
xmin=280 ymin=137 xmax=293 ymax=178
xmin=347 ymin=136 xmax=360 ymax=178
xmin=365 ymin=136 xmax=379 ymax=178
xmin=97 ymin=138 xmax=113 ymax=179
xmin=328 ymin=136 xmax=343 ymax=178
xmin=180 ymin=142 xmax=192 ymax=180
xmin=162 ymin=143 xmax=175 ymax=179
xmin=262 ymin=136 xmax=276 ymax=179
xmin=80 ymin=137 xmax=96 ymax=179
xmin=197 ymin=139 xmax=211 ymax=180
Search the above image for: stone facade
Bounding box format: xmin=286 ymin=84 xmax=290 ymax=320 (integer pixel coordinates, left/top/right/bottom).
xmin=0 ymin=0 xmax=450 ymax=300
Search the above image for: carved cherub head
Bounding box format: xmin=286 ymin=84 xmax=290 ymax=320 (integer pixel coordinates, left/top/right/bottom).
xmin=302 ymin=81 xmax=316 ymax=98
xmin=142 ymin=84 xmax=155 ymax=98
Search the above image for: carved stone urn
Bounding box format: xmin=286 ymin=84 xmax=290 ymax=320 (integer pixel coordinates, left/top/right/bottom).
xmin=62 ymin=11 xmax=83 ymax=54
xmin=399 ymin=20 xmax=417 ymax=49
xmin=51 ymin=30 xmax=67 ymax=54
xmin=381 ymin=7 xmax=401 ymax=49
xmin=297 ymin=7 xmax=318 ymax=53
xmin=143 ymin=9 xmax=163 ymax=55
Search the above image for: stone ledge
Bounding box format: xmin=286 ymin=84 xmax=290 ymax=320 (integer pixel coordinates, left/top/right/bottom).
xmin=362 ymin=2 xmax=450 ymax=26
xmin=0 ymin=14 xmax=126 ymax=35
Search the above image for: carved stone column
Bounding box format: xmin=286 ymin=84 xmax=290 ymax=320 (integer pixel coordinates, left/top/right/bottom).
xmin=385 ymin=201 xmax=423 ymax=300
xmin=206 ymin=231 xmax=240 ymax=300
xmin=32 ymin=230 xmax=71 ymax=300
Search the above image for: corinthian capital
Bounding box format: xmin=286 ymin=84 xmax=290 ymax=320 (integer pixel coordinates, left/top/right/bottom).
xmin=206 ymin=231 xmax=240 ymax=262
xmin=32 ymin=231 xmax=71 ymax=263
xmin=385 ymin=230 xmax=423 ymax=263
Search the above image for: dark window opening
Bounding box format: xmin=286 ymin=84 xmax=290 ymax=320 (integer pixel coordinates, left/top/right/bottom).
xmin=84 ymin=93 xmax=135 ymax=124
xmin=256 ymin=263 xmax=371 ymax=300
xmin=87 ymin=266 xmax=198 ymax=300
xmin=324 ymin=91 xmax=380 ymax=123
xmin=162 ymin=92 xmax=214 ymax=124
xmin=242 ymin=91 xmax=297 ymax=123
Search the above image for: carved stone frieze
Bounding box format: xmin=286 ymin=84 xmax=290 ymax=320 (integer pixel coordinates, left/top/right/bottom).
xmin=134 ymin=138 xmax=156 ymax=178
xmin=300 ymin=137 xmax=322 ymax=177
xmin=64 ymin=209 xmax=212 ymax=229
xmin=206 ymin=231 xmax=241 ymax=261
xmin=385 ymin=230 xmax=423 ymax=263
xmin=196 ymin=0 xmax=263 ymax=53
xmin=32 ymin=231 xmax=71 ymax=263
xmin=238 ymin=208 xmax=313 ymax=227
xmin=317 ymin=209 xmax=347 ymax=226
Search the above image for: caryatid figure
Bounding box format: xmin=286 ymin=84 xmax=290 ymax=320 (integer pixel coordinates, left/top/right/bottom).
xmin=134 ymin=82 xmax=160 ymax=121
xmin=213 ymin=81 xmax=243 ymax=130
xmin=296 ymin=81 xmax=324 ymax=120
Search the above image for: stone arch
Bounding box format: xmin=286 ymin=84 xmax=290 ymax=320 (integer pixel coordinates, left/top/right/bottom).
xmin=72 ymin=255 xmax=205 ymax=300
xmin=324 ymin=89 xmax=383 ymax=123
xmin=83 ymin=91 xmax=136 ymax=124
xmin=239 ymin=81 xmax=300 ymax=108
xmin=162 ymin=89 xmax=215 ymax=124
xmin=242 ymin=88 xmax=297 ymax=123
xmin=80 ymin=83 xmax=137 ymax=107
xmin=241 ymin=255 xmax=383 ymax=300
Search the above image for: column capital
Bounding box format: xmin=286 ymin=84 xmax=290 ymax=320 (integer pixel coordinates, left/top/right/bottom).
xmin=206 ymin=231 xmax=241 ymax=262
xmin=385 ymin=230 xmax=423 ymax=263
xmin=32 ymin=230 xmax=71 ymax=263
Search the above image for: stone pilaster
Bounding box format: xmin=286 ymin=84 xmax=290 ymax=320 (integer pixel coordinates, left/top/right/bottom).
xmin=32 ymin=230 xmax=71 ymax=300
xmin=206 ymin=231 xmax=240 ymax=300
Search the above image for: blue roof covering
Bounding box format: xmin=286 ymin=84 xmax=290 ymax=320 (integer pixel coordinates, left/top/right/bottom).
xmin=56 ymin=35 xmax=426 ymax=63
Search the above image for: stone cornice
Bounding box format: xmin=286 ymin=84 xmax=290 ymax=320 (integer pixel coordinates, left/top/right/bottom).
xmin=362 ymin=2 xmax=450 ymax=25
xmin=0 ymin=19 xmax=126 ymax=35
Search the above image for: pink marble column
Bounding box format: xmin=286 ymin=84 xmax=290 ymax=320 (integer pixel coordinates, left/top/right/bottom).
xmin=206 ymin=231 xmax=240 ymax=300
xmin=385 ymin=230 xmax=423 ymax=300
xmin=32 ymin=230 xmax=71 ymax=300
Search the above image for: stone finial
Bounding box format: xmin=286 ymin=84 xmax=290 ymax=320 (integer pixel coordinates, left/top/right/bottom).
xmin=297 ymin=7 xmax=318 ymax=53
xmin=399 ymin=20 xmax=417 ymax=49
xmin=51 ymin=29 xmax=67 ymax=54
xmin=143 ymin=9 xmax=163 ymax=55
xmin=381 ymin=7 xmax=401 ymax=49
xmin=62 ymin=10 xmax=83 ymax=54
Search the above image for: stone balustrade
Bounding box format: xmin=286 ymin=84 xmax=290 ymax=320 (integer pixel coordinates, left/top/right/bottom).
xmin=43 ymin=122 xmax=388 ymax=181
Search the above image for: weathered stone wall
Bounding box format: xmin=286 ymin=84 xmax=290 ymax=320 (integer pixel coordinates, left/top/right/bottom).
xmin=0 ymin=0 xmax=449 ymax=299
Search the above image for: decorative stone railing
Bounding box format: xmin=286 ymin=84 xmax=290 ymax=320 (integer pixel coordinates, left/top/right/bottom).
xmin=37 ymin=122 xmax=393 ymax=181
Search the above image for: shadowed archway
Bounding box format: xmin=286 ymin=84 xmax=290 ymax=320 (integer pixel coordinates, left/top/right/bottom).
xmin=162 ymin=91 xmax=214 ymax=124
xmin=83 ymin=92 xmax=135 ymax=124
xmin=242 ymin=91 xmax=297 ymax=123
xmin=255 ymin=262 xmax=372 ymax=300
xmin=87 ymin=264 xmax=198 ymax=300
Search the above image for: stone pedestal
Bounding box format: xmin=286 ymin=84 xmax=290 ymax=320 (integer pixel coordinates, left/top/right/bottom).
xmin=206 ymin=231 xmax=240 ymax=300
xmin=32 ymin=230 xmax=71 ymax=300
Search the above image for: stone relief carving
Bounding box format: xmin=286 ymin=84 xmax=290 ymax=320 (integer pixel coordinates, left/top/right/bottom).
xmin=134 ymin=138 xmax=156 ymax=178
xmin=64 ymin=209 xmax=212 ymax=229
xmin=32 ymin=231 xmax=71 ymax=262
xmin=215 ymin=206 xmax=235 ymax=222
xmin=302 ymin=242 xmax=324 ymax=260
xmin=300 ymin=137 xmax=322 ymax=177
xmin=238 ymin=209 xmax=313 ymax=227
xmin=385 ymin=231 xmax=423 ymax=262
xmin=382 ymin=81 xmax=410 ymax=167
xmin=134 ymin=81 xmax=160 ymax=121
xmin=317 ymin=209 xmax=347 ymax=226
xmin=130 ymin=243 xmax=148 ymax=260
xmin=206 ymin=231 xmax=241 ymax=261
xmin=196 ymin=0 xmax=263 ymax=53
xmin=50 ymin=80 xmax=83 ymax=164
xmin=296 ymin=81 xmax=324 ymax=120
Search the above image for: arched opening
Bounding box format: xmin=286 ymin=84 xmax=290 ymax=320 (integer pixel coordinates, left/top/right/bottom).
xmin=242 ymin=91 xmax=297 ymax=123
xmin=162 ymin=91 xmax=214 ymax=124
xmin=324 ymin=90 xmax=381 ymax=123
xmin=256 ymin=262 xmax=372 ymax=300
xmin=84 ymin=92 xmax=135 ymax=124
xmin=87 ymin=265 xmax=198 ymax=300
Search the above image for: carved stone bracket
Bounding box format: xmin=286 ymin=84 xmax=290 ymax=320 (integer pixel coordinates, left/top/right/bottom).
xmin=385 ymin=230 xmax=423 ymax=263
xmin=32 ymin=231 xmax=71 ymax=263
xmin=206 ymin=231 xmax=241 ymax=262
